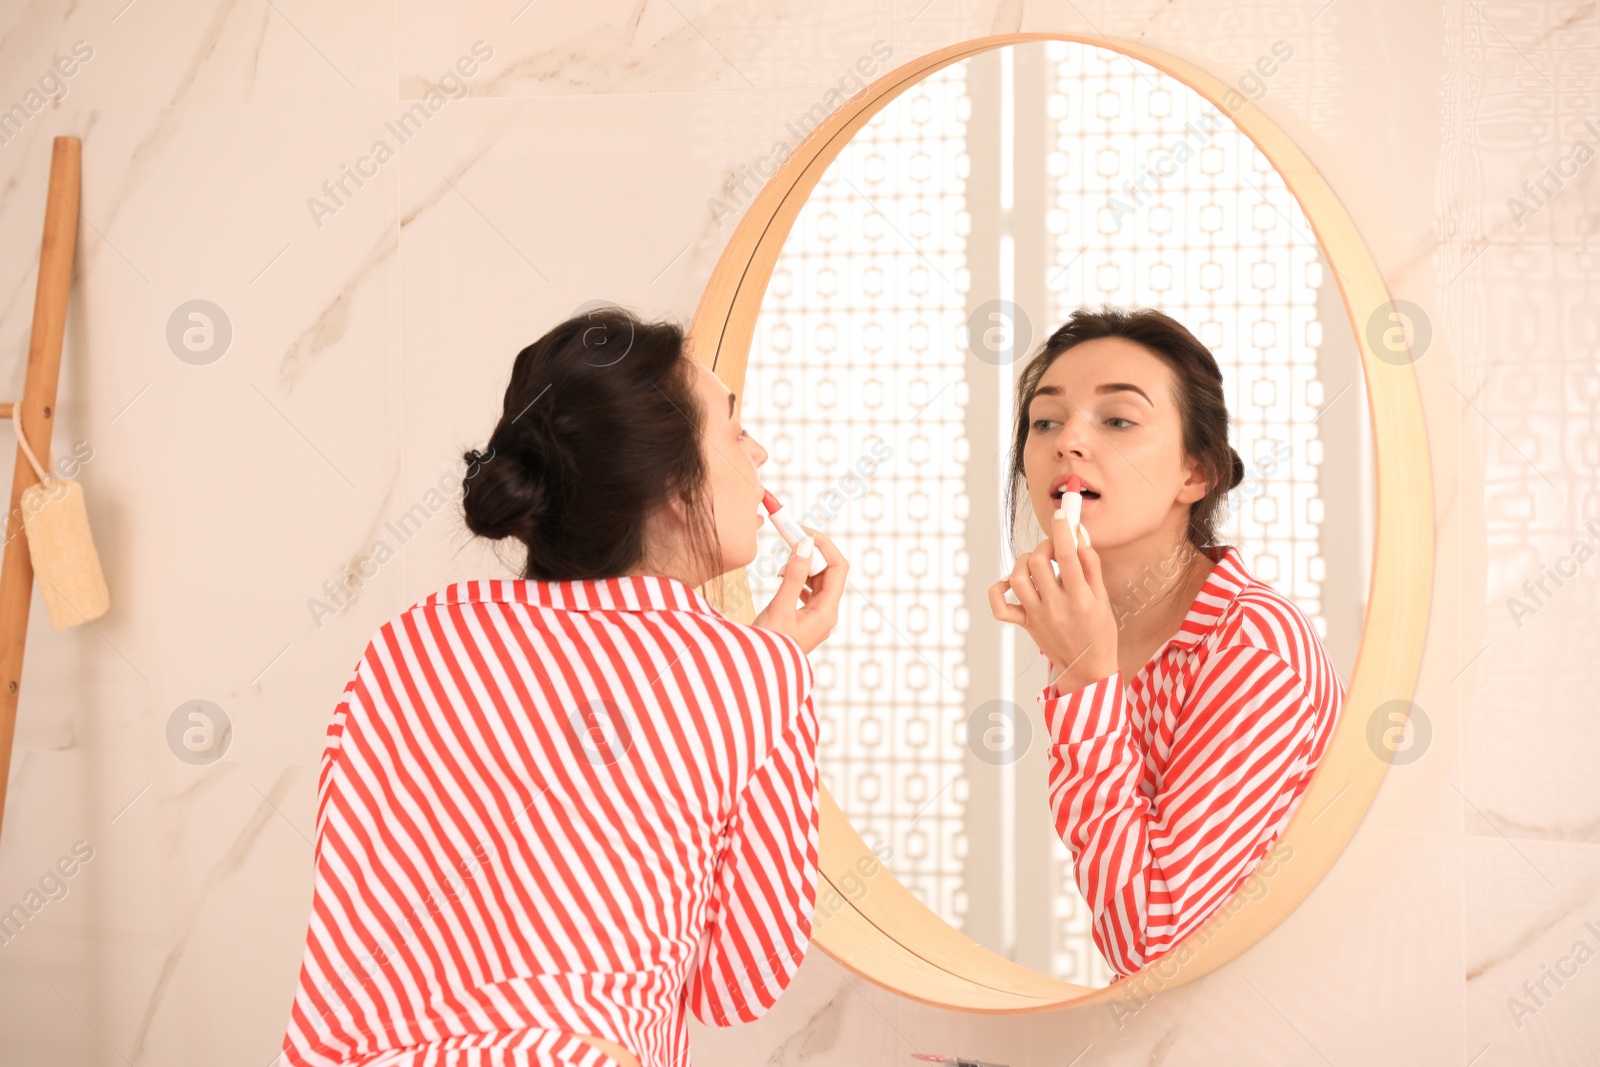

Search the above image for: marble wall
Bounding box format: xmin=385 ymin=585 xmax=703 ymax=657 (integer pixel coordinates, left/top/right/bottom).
xmin=0 ymin=0 xmax=1593 ymax=1064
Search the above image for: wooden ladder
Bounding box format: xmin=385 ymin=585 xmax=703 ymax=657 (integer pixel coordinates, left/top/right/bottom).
xmin=0 ymin=135 xmax=82 ymax=843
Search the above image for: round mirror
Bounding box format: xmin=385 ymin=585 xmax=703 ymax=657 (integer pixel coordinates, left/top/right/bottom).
xmin=693 ymin=33 xmax=1431 ymax=1009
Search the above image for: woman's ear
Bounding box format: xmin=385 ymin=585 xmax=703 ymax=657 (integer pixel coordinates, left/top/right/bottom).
xmin=1176 ymin=455 xmax=1211 ymax=505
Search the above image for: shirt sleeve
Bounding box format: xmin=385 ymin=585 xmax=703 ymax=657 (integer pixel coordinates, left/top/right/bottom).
xmin=313 ymin=654 xmax=366 ymax=849
xmin=686 ymin=681 xmax=821 ymax=1026
xmin=1041 ymin=643 xmax=1323 ymax=976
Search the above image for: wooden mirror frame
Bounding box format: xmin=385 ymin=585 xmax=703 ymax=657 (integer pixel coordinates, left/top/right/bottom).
xmin=690 ymin=32 xmax=1433 ymax=1012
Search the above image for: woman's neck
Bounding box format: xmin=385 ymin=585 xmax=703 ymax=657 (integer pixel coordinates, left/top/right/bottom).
xmin=1096 ymin=532 xmax=1215 ymax=651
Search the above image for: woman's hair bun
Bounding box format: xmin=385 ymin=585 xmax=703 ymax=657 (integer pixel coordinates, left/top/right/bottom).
xmin=461 ymin=436 xmax=560 ymax=541
xmin=460 ymin=305 xmax=718 ymax=582
xmin=1227 ymin=447 xmax=1245 ymax=492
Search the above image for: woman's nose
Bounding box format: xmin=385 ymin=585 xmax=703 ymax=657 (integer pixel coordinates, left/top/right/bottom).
xmin=1055 ymin=413 xmax=1088 ymax=457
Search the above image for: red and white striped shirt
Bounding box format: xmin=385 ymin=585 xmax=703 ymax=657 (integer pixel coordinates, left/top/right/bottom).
xmin=1041 ymin=544 xmax=1343 ymax=977
xmin=280 ymin=575 xmax=820 ymax=1067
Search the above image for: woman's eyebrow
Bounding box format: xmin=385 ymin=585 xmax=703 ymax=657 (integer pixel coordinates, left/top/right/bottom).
xmin=1097 ymin=382 xmax=1153 ymax=405
xmin=1034 ymin=382 xmax=1154 ymax=406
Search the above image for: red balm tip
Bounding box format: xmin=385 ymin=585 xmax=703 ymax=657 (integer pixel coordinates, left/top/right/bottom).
xmin=1064 ymin=475 xmax=1083 ymax=494
xmin=761 ymin=489 xmax=782 ymax=513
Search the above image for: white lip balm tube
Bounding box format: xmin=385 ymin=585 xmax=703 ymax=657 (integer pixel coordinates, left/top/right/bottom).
xmin=1059 ymin=484 xmax=1082 ymax=551
xmin=761 ymin=489 xmax=828 ymax=577
xmin=1002 ymin=481 xmax=1083 ymax=605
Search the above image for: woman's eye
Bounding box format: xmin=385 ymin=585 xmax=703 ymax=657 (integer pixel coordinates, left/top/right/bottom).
xmin=1032 ymin=416 xmax=1132 ymax=431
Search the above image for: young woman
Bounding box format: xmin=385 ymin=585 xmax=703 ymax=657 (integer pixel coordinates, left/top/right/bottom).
xmin=988 ymin=306 xmax=1345 ymax=979
xmin=280 ymin=307 xmax=847 ymax=1067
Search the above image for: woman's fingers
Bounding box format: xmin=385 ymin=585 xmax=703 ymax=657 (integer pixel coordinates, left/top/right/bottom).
xmin=1076 ymin=526 xmax=1105 ymax=597
xmin=1007 ymin=554 xmax=1042 ymax=610
xmin=799 ymin=526 xmax=848 ymax=585
xmin=985 ymin=585 xmax=1024 ymax=627
xmin=796 ymin=527 xmax=847 ymax=621
xmin=1025 ymin=541 xmax=1063 ymax=604
xmin=989 ymin=579 xmax=1025 ymax=624
xmin=993 ymin=522 xmax=1098 ymax=626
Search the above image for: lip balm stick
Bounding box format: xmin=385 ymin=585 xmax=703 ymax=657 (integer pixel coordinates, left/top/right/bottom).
xmin=1057 ymin=474 xmax=1084 ymax=552
xmin=761 ymin=489 xmax=828 ymax=577
xmin=1003 ymin=475 xmax=1084 ymax=605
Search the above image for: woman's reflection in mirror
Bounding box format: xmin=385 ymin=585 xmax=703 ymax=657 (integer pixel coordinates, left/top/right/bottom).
xmin=987 ymin=305 xmax=1345 ymax=977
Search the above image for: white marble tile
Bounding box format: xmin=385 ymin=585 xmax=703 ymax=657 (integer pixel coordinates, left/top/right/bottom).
xmin=0 ymin=749 xmax=315 ymax=1064
xmin=0 ymin=0 xmax=397 ymax=109
xmin=1466 ymin=837 xmax=1600 ymax=1065
xmin=399 ymin=0 xmax=897 ymax=98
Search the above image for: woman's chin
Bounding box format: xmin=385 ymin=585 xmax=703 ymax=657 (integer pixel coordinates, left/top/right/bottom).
xmin=721 ymin=540 xmax=759 ymax=575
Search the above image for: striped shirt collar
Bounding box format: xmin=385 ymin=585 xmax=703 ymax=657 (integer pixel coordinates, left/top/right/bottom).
xmin=1160 ymin=544 xmax=1253 ymax=653
xmin=424 ymin=574 xmax=723 ymax=617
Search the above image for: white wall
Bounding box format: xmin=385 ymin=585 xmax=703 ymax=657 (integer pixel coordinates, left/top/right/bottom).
xmin=0 ymin=1 xmax=1592 ymax=1063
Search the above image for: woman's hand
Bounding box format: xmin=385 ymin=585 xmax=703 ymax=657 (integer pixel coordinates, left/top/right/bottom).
xmin=753 ymin=527 xmax=848 ymax=655
xmin=988 ymin=507 xmax=1118 ymax=696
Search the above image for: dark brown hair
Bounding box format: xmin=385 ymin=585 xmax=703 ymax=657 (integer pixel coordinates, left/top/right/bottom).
xmin=1004 ymin=305 xmax=1244 ymax=552
xmin=460 ymin=305 xmax=722 ymax=584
